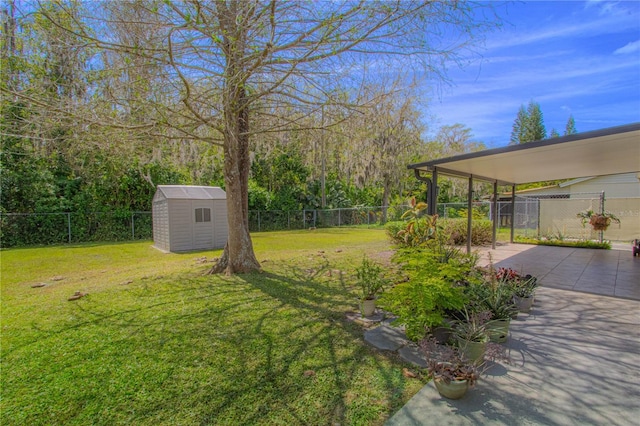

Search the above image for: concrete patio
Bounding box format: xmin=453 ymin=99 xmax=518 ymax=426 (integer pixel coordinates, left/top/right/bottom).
xmin=385 ymin=244 xmax=640 ymax=426
xmin=476 ymin=243 xmax=640 ymax=300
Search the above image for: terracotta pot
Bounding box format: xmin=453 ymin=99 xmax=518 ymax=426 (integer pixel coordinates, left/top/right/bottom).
xmin=361 ymin=299 xmax=376 ymax=317
xmin=434 ymin=377 xmax=470 ymax=399
xmin=487 ymin=319 xmax=510 ymax=343
xmin=456 ymin=337 xmax=486 ymax=365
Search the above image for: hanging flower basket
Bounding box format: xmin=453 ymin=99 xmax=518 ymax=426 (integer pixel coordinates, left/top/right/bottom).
xmin=589 ymin=215 xmax=611 ymax=231
xmin=577 ymin=209 xmax=620 ymax=232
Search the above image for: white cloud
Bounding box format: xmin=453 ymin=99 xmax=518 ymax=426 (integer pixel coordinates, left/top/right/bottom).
xmin=614 ymin=40 xmax=640 ymax=55
xmin=487 ymin=2 xmax=639 ymax=51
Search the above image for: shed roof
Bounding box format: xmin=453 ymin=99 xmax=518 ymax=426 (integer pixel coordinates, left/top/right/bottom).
xmin=408 ymin=123 xmax=640 ymax=185
xmin=156 ymin=185 xmax=226 ymax=200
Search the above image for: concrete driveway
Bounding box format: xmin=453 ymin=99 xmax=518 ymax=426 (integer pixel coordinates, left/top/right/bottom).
xmin=386 ymin=244 xmax=640 ymax=426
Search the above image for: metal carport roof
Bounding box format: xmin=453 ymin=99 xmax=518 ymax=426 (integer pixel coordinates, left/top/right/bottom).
xmin=408 ymin=123 xmax=640 ymax=185
xmin=407 ymin=122 xmax=640 ymax=252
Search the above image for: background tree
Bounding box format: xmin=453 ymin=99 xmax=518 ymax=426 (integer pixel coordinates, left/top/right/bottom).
xmin=509 ymin=105 xmax=528 ymax=145
xmin=24 ymin=0 xmax=498 ymax=274
xmin=426 ymin=123 xmax=487 ymax=201
xmin=564 ymin=114 xmax=577 ymax=135
xmin=510 ymin=100 xmax=546 ymax=144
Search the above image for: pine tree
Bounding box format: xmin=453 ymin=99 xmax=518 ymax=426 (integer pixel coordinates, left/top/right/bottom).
xmin=510 ymin=105 xmax=528 ymax=145
xmin=510 ymin=101 xmax=547 ymax=144
xmin=564 ymin=115 xmax=577 ymax=135
xmin=523 ymin=101 xmax=546 ymax=142
xmin=550 ymin=128 xmax=560 ymax=138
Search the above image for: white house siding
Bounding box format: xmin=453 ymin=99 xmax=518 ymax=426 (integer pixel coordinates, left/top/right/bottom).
xmin=565 ymin=173 xmax=640 ymax=198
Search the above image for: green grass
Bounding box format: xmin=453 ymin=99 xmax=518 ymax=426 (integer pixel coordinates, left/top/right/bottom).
xmin=1 ymin=229 xmax=424 ymax=426
xmin=514 ymin=236 xmax=611 ymax=249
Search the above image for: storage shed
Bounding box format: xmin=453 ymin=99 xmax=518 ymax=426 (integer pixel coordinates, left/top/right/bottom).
xmin=152 ymin=185 xmax=228 ymax=252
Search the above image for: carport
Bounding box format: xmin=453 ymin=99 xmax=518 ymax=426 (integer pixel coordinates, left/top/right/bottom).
xmin=408 ymin=123 xmax=640 ymax=252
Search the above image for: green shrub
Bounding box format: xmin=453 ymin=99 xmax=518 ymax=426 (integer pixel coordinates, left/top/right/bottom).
xmin=514 ymin=236 xmax=611 ymax=249
xmin=438 ymin=219 xmax=493 ymax=246
xmin=387 ymin=218 xmax=493 ymax=248
xmin=379 ymin=249 xmax=475 ymax=341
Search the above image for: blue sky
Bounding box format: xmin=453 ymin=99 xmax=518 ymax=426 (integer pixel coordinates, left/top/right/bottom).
xmin=430 ymin=0 xmax=640 ymax=147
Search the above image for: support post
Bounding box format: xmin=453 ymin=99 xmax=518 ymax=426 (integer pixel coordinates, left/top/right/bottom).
xmin=492 ymin=181 xmax=498 ymax=250
xmin=413 ymin=169 xmax=437 ymax=216
xmin=430 ymin=171 xmax=438 ymax=216
xmin=510 ymin=185 xmax=516 ymax=243
xmin=467 ymin=176 xmax=473 ymax=254
xmin=67 ymin=212 xmax=72 ymax=243
xmin=599 ymin=191 xmax=605 ymax=243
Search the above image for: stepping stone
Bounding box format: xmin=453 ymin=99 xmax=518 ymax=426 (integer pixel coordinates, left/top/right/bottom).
xmin=345 ymin=311 xmax=385 ymax=327
xmin=364 ymin=324 xmax=408 ymax=351
xmin=399 ymin=345 xmax=428 ymax=368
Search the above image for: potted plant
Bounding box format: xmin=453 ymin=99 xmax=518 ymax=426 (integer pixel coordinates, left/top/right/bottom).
xmin=481 ymin=279 xmax=519 ymax=342
xmin=577 ymin=209 xmax=621 ymax=231
xmin=451 ymin=309 xmax=491 ymax=364
xmin=420 ymin=336 xmax=511 ymax=400
xmin=355 ymin=256 xmax=387 ymax=317
xmin=509 ymin=273 xmax=538 ymax=313
xmin=420 ymin=337 xmax=479 ymax=399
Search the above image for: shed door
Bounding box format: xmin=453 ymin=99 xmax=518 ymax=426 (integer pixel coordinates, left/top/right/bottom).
xmin=192 ymin=201 xmax=214 ymax=249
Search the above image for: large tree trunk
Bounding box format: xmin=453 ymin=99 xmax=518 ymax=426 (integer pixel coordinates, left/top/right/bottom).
xmin=209 ymin=107 xmax=261 ymax=274
xmin=209 ymin=88 xmax=261 ymax=274
xmin=209 ymin=3 xmax=260 ymax=275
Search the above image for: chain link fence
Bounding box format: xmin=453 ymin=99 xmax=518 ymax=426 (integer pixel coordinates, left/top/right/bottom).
xmin=4 ymin=194 xmax=636 ymax=248
xmin=0 ymin=211 xmax=152 ymax=247
xmin=247 ymin=206 xmax=411 ymax=232
xmin=1 ymin=207 xmax=412 ymax=248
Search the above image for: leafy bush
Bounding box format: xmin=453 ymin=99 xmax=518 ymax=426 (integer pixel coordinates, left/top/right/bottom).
xmin=438 ymin=219 xmax=493 ymax=246
xmin=379 ymin=249 xmax=474 ymax=341
xmin=387 ymin=218 xmax=493 ymax=248
xmin=355 ymin=256 xmax=387 ymax=300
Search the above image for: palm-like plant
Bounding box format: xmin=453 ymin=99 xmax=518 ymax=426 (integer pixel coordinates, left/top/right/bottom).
xmin=397 ymin=197 xmax=438 ymax=247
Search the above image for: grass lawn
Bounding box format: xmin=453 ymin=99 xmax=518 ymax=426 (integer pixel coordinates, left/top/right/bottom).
xmin=1 ymin=228 xmax=426 ymax=426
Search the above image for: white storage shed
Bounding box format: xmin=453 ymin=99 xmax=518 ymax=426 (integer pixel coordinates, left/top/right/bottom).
xmin=152 ymin=185 xmax=228 ymax=252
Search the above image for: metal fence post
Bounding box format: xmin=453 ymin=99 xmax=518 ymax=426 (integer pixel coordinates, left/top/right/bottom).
xmin=258 ymin=211 xmax=261 ymax=232
xmin=599 ymin=191 xmax=605 ymax=243
xmin=67 ymin=213 xmax=72 ymax=243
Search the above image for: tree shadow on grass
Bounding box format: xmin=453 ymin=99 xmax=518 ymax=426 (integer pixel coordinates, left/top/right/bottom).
xmin=3 ymin=258 xmax=423 ymax=426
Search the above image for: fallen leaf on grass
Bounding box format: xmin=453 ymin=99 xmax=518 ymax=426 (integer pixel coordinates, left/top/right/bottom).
xmin=68 ymin=291 xmax=87 ymax=301
xmin=303 ymin=370 xmax=316 ymax=377
xmin=402 ymin=368 xmax=418 ymax=378
xmin=31 ymin=283 xmax=47 ymax=288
